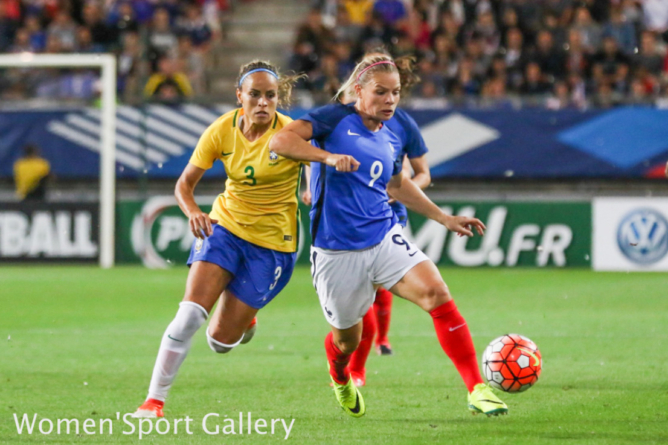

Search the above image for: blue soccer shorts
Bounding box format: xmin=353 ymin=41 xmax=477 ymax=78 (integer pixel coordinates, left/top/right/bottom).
xmin=187 ymin=224 xmax=296 ymax=309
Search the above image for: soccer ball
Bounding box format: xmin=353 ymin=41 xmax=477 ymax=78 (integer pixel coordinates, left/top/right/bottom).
xmin=482 ymin=334 xmax=542 ymax=393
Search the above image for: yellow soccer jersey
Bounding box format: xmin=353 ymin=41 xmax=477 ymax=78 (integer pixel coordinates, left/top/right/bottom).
xmin=189 ymin=109 xmax=303 ymax=253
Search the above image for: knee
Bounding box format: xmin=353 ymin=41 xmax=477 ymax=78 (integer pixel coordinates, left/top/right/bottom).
xmin=334 ymin=337 xmax=360 ymax=355
xmin=174 ymin=302 xmax=208 ymax=332
xmin=417 ymin=283 xmax=451 ymax=312
xmin=206 ymin=328 xmax=242 ymax=354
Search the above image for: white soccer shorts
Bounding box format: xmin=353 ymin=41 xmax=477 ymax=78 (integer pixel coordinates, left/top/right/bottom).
xmin=310 ymin=224 xmax=429 ymax=329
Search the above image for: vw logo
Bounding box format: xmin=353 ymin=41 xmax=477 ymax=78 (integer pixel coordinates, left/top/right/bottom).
xmin=617 ymin=208 xmax=668 ymax=265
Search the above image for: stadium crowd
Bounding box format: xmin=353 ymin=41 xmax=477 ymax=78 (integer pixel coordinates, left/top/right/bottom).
xmin=0 ymin=0 xmax=236 ymax=102
xmin=0 ymin=0 xmax=667 ymax=109
xmin=293 ymin=0 xmax=668 ymax=108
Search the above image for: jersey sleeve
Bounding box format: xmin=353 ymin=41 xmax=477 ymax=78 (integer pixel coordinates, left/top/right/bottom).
xmin=189 ymin=120 xmax=223 ymax=169
xmin=299 ymin=103 xmax=353 ymax=140
xmin=396 ymin=109 xmax=428 ymax=158
xmin=392 ymin=152 xmax=403 ymax=176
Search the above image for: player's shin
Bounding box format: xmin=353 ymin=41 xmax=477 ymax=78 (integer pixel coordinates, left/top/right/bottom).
xmin=374 ymin=288 xmax=393 ymax=346
xmin=325 ymin=331 xmax=352 ymax=385
xmin=147 ymin=302 xmax=208 ymax=401
xmin=349 ymin=309 xmax=377 ymax=385
xmin=429 ymin=300 xmax=484 ymax=392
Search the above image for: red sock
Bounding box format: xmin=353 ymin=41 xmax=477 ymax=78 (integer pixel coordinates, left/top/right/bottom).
xmin=349 ymin=308 xmax=377 ymax=376
xmin=325 ymin=331 xmax=351 ymax=385
xmin=430 ymin=300 xmax=483 ymax=392
xmin=373 ymin=288 xmax=393 ymax=346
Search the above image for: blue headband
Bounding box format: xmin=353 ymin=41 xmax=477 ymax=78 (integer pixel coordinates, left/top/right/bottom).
xmin=238 ymin=68 xmax=278 ymax=87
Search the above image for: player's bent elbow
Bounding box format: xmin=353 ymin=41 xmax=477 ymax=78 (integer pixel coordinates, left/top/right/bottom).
xmin=268 ymin=132 xmax=288 ymax=155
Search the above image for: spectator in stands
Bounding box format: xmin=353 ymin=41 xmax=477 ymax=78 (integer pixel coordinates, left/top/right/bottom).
xmin=464 ymin=34 xmax=491 ymax=78
xmin=288 ymin=41 xmax=319 ymax=89
xmin=431 ymin=11 xmax=464 ymax=47
xmin=373 ymin=0 xmax=407 ymax=28
xmin=176 ymin=3 xmax=212 ymax=50
xmin=147 ymin=7 xmax=178 ymax=64
xmin=47 ymin=9 xmax=77 ymax=51
xmin=13 ymin=144 xmax=50 ymax=201
xmin=332 ymin=5 xmax=362 ymax=44
xmin=591 ymin=36 xmax=631 ymax=94
xmin=541 ymin=12 xmax=567 ymax=49
xmin=24 ymin=15 xmax=46 ymax=52
xmin=603 ymin=6 xmax=637 ymax=55
xmin=107 ymin=1 xmax=140 ymax=45
xmin=10 ymin=27 xmax=35 ymax=53
xmin=432 ymin=34 xmax=458 ymax=79
xmin=529 ymin=29 xmax=566 ymax=80
xmin=82 ymin=2 xmax=117 ymax=50
xmin=410 ymin=78 xmax=448 ymax=109
xmin=357 ymin=11 xmax=397 ymax=57
xmin=572 ymin=7 xmax=602 ymax=53
xmin=546 ymin=80 xmax=573 ymax=110
xmin=295 ymin=8 xmax=333 ymax=57
xmin=635 ymin=31 xmax=665 ymax=76
xmin=342 ymin=0 xmax=374 ymax=27
xmin=75 ymin=26 xmax=97 ymax=53
xmin=144 ymin=56 xmax=193 ymax=102
xmin=564 ymin=27 xmax=588 ymax=77
xmin=503 ymin=27 xmax=526 ymax=90
xmin=520 ymin=61 xmax=552 ymax=96
xmin=176 ymin=35 xmax=206 ymax=95
xmin=310 ymin=51 xmax=342 ymax=102
xmin=628 ymin=77 xmax=653 ymax=105
xmin=641 ymin=0 xmax=668 ymax=35
xmin=469 ymin=11 xmax=499 ymax=56
xmin=481 ymin=76 xmax=513 ymax=109
xmin=118 ymin=31 xmax=143 ymax=100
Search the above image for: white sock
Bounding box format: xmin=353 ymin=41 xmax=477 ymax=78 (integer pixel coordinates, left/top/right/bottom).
xmin=147 ymin=301 xmax=208 ymax=402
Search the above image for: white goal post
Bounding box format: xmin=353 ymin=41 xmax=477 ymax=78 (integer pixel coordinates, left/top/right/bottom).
xmin=0 ymin=54 xmax=117 ymax=268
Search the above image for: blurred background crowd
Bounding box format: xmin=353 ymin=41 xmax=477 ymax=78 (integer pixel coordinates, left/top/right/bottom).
xmin=0 ymin=0 xmax=667 ymax=109
xmin=295 ymin=0 xmax=668 ymax=108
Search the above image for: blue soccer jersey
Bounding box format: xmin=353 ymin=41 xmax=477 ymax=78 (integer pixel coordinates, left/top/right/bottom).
xmin=386 ymin=108 xmax=429 ymax=226
xmin=301 ymin=103 xmax=403 ymax=250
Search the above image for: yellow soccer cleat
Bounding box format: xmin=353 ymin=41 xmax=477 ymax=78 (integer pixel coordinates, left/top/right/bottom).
xmin=468 ymin=383 xmax=508 ymax=416
xmin=331 ymin=376 xmax=366 ymax=418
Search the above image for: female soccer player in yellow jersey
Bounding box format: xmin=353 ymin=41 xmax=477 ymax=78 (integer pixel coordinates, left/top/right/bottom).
xmin=133 ymin=61 xmax=305 ymax=418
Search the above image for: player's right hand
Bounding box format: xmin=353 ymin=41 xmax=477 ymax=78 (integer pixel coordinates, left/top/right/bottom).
xmin=325 ymin=154 xmax=360 ymax=172
xmin=189 ymin=211 xmax=218 ymax=238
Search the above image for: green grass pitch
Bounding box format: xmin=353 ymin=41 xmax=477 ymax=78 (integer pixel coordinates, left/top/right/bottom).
xmin=1 ymin=266 xmax=667 ymax=444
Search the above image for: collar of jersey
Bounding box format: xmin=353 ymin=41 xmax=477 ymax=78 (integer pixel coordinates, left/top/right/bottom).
xmin=343 ymin=102 xmax=386 ymax=135
xmin=234 ymin=108 xmax=279 ymax=144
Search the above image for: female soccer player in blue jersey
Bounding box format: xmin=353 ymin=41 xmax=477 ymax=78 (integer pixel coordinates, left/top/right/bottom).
xmin=270 ymin=54 xmax=508 ymax=417
xmin=302 ymin=53 xmax=432 ymax=385
xmin=133 ymin=61 xmax=304 ymax=418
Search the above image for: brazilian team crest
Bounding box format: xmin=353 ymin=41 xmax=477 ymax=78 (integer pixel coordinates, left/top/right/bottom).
xmin=194 ymin=238 xmax=204 ymax=253
xmin=269 ymin=150 xmax=279 ymax=166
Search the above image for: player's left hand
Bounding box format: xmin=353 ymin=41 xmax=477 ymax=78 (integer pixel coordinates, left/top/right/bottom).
xmin=443 ymin=215 xmax=486 ymax=237
xmin=301 ymin=190 xmax=312 ymax=205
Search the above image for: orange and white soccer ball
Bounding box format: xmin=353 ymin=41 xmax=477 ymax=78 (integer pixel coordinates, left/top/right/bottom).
xmin=482 ymin=334 xmax=542 ymax=393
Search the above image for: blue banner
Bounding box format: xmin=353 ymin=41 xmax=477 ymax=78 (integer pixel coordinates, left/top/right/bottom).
xmin=1 ymin=105 xmax=666 ymax=179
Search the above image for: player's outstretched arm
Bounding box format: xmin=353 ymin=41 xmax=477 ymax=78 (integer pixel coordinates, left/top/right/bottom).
xmin=175 ymin=163 xmax=218 ymax=238
xmin=387 ymin=172 xmax=485 ymax=237
xmin=270 ymin=120 xmax=360 ymax=172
